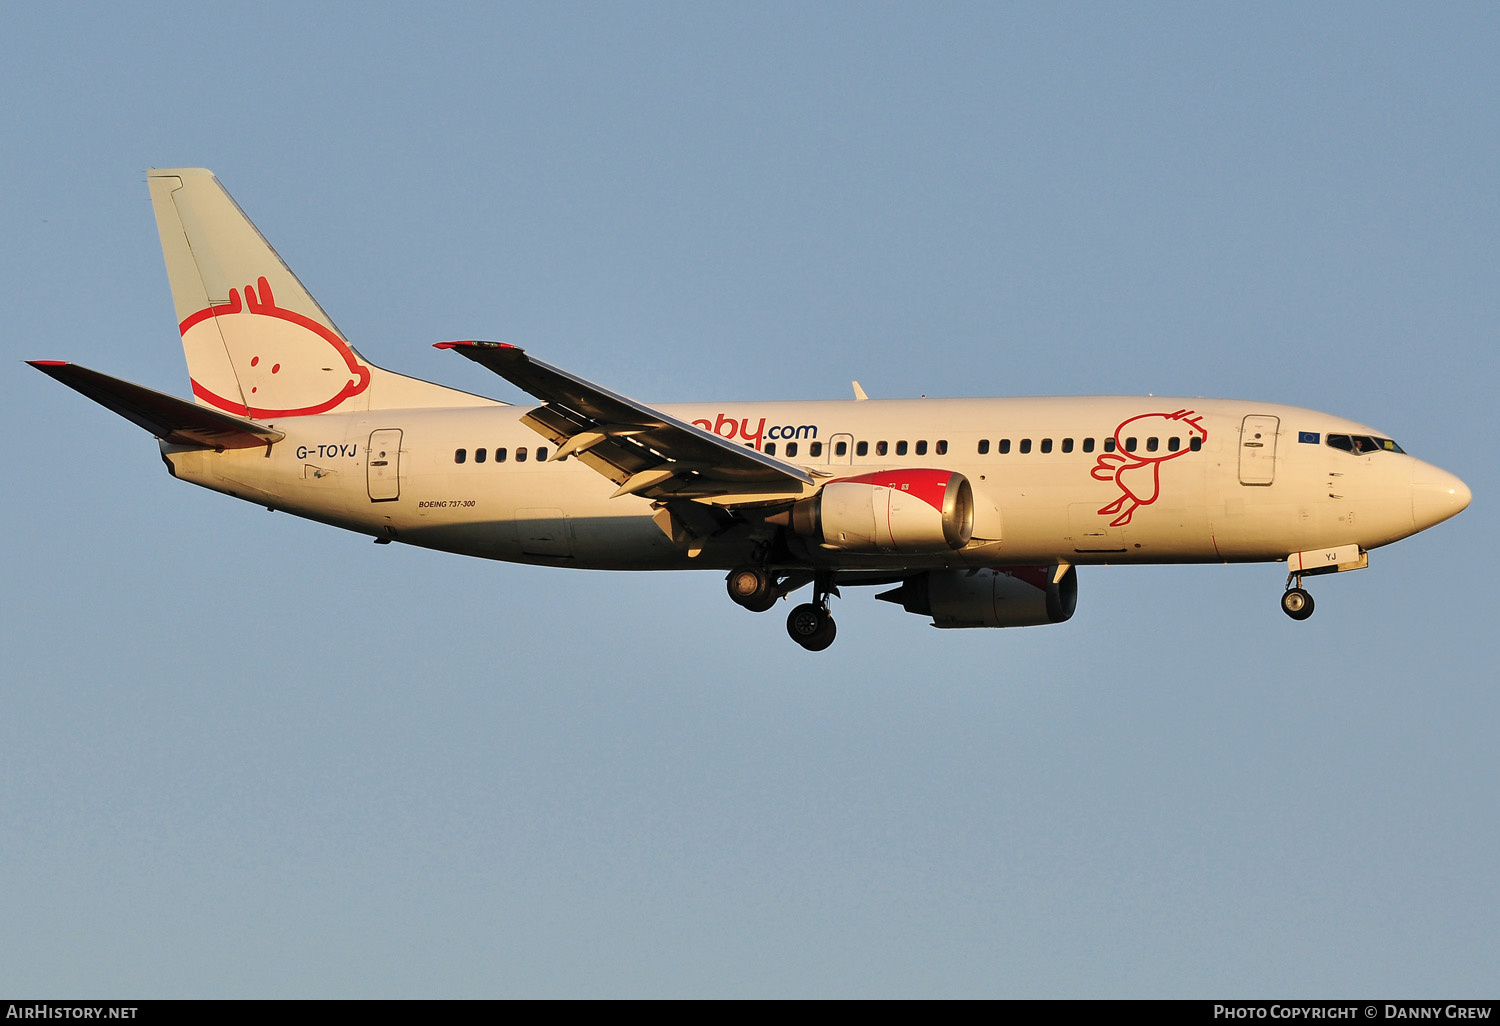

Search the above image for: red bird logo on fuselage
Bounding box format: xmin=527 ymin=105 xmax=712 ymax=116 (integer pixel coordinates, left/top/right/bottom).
xmin=1090 ymin=410 xmax=1207 ymax=526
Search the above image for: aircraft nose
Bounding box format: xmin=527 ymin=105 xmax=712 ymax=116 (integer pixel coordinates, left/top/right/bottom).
xmin=1411 ymin=462 xmax=1471 ymax=531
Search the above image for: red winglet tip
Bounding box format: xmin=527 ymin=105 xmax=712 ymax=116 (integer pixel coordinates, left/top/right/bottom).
xmin=29 ymin=359 xmax=70 ymax=366
xmin=432 ymin=341 xmax=471 ymax=349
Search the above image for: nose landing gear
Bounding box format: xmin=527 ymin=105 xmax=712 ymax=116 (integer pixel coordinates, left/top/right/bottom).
xmin=1281 ymin=566 xmax=1316 ymax=620
xmin=1279 ymin=545 xmax=1369 ymax=621
xmin=1281 ymin=584 xmax=1315 ymax=620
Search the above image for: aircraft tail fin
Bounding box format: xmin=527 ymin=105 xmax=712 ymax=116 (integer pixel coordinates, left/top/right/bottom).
xmin=147 ymin=168 xmax=495 ymax=417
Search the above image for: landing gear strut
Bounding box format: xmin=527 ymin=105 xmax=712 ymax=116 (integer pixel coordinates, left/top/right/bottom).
xmin=1281 ymin=573 xmax=1315 ymax=621
xmin=786 ymin=575 xmax=838 ymax=651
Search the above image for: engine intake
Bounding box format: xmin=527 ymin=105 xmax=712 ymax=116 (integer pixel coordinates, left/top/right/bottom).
xmin=878 ymin=565 xmax=1078 ymax=629
xmin=785 ymin=470 xmax=974 ymax=553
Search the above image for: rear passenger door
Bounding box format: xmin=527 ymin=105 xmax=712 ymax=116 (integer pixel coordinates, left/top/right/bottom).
xmin=367 ymin=428 xmax=403 ymax=501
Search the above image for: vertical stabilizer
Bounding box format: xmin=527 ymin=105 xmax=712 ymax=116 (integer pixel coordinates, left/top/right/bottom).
xmin=147 ymin=168 xmax=493 ymax=417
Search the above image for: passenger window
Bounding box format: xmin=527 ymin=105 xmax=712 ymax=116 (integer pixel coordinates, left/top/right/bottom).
xmin=1168 ymin=437 xmax=1180 ymax=452
xmin=475 ymin=448 xmax=487 ymax=464
xmin=896 ymin=441 xmax=909 ymax=456
xmin=1125 ymin=437 xmax=1138 ymax=451
xmin=1146 ymin=437 xmax=1159 ymax=452
xmin=835 ymin=441 xmax=848 ymax=457
xmin=454 ymin=448 xmax=467 ymax=464
xmin=1083 ymin=438 xmax=1095 ymax=453
xmin=810 ymin=441 xmax=823 ymax=457
xmin=495 ymin=447 xmax=508 ymax=462
xmin=1190 ymin=437 xmax=1202 ymax=451
xmin=978 ymin=439 xmax=990 ymax=455
xmin=1040 ymin=438 xmax=1053 ymax=454
xmin=855 ymin=441 xmax=868 ymax=457
xmin=876 ymin=441 xmax=888 ymax=456
xmin=936 ymin=440 xmax=947 ymax=455
xmin=786 ymin=442 xmax=798 ymax=457
xmin=1020 ymin=439 xmax=1032 ymax=454
xmin=537 ymin=447 xmax=548 ymax=461
xmin=516 ymin=448 xmax=528 ymax=463
xmin=1104 ymin=438 xmax=1116 ymax=453
xmin=999 ymin=439 xmax=1011 ymax=454
xmin=765 ymin=442 xmax=776 ymax=456
xmin=915 ymin=440 xmax=928 ymax=456
xmin=1062 ymin=438 xmax=1074 ymax=453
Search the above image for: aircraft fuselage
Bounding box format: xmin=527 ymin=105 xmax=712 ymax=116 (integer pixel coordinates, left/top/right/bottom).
xmin=161 ymin=395 xmax=1465 ymax=572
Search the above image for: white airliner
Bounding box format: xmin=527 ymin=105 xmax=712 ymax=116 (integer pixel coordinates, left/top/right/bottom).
xmin=31 ymin=169 xmax=1471 ymax=650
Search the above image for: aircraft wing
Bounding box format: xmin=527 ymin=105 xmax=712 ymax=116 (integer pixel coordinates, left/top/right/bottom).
xmin=30 ymin=361 xmax=284 ymax=450
xmin=435 ymin=341 xmax=816 ymax=501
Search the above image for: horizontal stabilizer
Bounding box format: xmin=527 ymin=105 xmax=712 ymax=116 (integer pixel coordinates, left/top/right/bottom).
xmin=29 ymin=361 xmax=284 ymax=450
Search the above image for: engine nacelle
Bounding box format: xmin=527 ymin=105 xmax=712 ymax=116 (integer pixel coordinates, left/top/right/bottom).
xmin=877 ymin=565 xmax=1078 ymax=629
xmin=786 ymin=470 xmax=974 ymax=553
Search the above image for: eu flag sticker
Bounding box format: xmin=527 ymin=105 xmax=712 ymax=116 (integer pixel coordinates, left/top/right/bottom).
xmin=1299 ymin=431 xmax=1320 ymax=444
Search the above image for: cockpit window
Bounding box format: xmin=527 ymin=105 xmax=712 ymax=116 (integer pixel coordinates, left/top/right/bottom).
xmin=1327 ymin=433 xmax=1405 ymax=455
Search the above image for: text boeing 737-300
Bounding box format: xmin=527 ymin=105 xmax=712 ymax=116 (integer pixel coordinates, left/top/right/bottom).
xmin=30 ymin=169 xmax=1471 ymax=650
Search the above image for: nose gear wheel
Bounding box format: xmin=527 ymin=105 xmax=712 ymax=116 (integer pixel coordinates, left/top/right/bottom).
xmin=1281 ymin=586 xmax=1314 ymax=620
xmin=1281 ymin=571 xmax=1315 ymax=621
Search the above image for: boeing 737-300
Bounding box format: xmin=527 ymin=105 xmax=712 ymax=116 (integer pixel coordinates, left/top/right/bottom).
xmin=30 ymin=169 xmax=1471 ymax=650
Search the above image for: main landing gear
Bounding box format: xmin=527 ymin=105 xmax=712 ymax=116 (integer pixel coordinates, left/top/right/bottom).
xmin=785 ymin=580 xmax=838 ymax=652
xmin=726 ymin=566 xmax=839 ymax=651
xmin=725 ymin=566 xmax=780 ymax=613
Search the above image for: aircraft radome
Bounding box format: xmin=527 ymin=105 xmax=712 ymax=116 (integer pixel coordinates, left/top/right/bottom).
xmin=31 ymin=169 xmax=1472 ymax=650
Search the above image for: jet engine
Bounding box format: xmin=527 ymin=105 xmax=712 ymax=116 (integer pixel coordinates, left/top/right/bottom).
xmin=877 ymin=565 xmax=1078 ymax=629
xmin=780 ymin=470 xmax=974 ymax=553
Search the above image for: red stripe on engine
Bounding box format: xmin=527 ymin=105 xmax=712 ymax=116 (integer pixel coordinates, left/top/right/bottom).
xmin=838 ymin=469 xmax=954 ymax=513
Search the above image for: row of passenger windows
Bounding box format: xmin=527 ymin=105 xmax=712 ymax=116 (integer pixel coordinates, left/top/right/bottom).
xmin=451 ymin=432 xmax=1403 ymax=466
xmin=454 ymin=446 xmax=548 ymax=465
xmin=981 ymin=435 xmax=1202 ymax=455
xmin=763 ymin=439 xmax=951 ymax=458
xmin=759 ymin=436 xmax=1202 ymax=458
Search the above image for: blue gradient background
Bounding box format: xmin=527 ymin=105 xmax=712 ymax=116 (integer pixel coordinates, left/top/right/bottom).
xmin=2 ymin=2 xmax=1495 ymax=997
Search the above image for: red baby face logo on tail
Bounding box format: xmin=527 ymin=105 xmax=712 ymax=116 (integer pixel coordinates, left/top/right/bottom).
xmin=1090 ymin=410 xmax=1207 ymax=526
xmin=179 ymin=277 xmax=371 ymax=418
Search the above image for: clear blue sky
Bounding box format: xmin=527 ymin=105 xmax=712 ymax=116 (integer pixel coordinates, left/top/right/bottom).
xmin=2 ymin=1 xmax=1496 ymax=997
